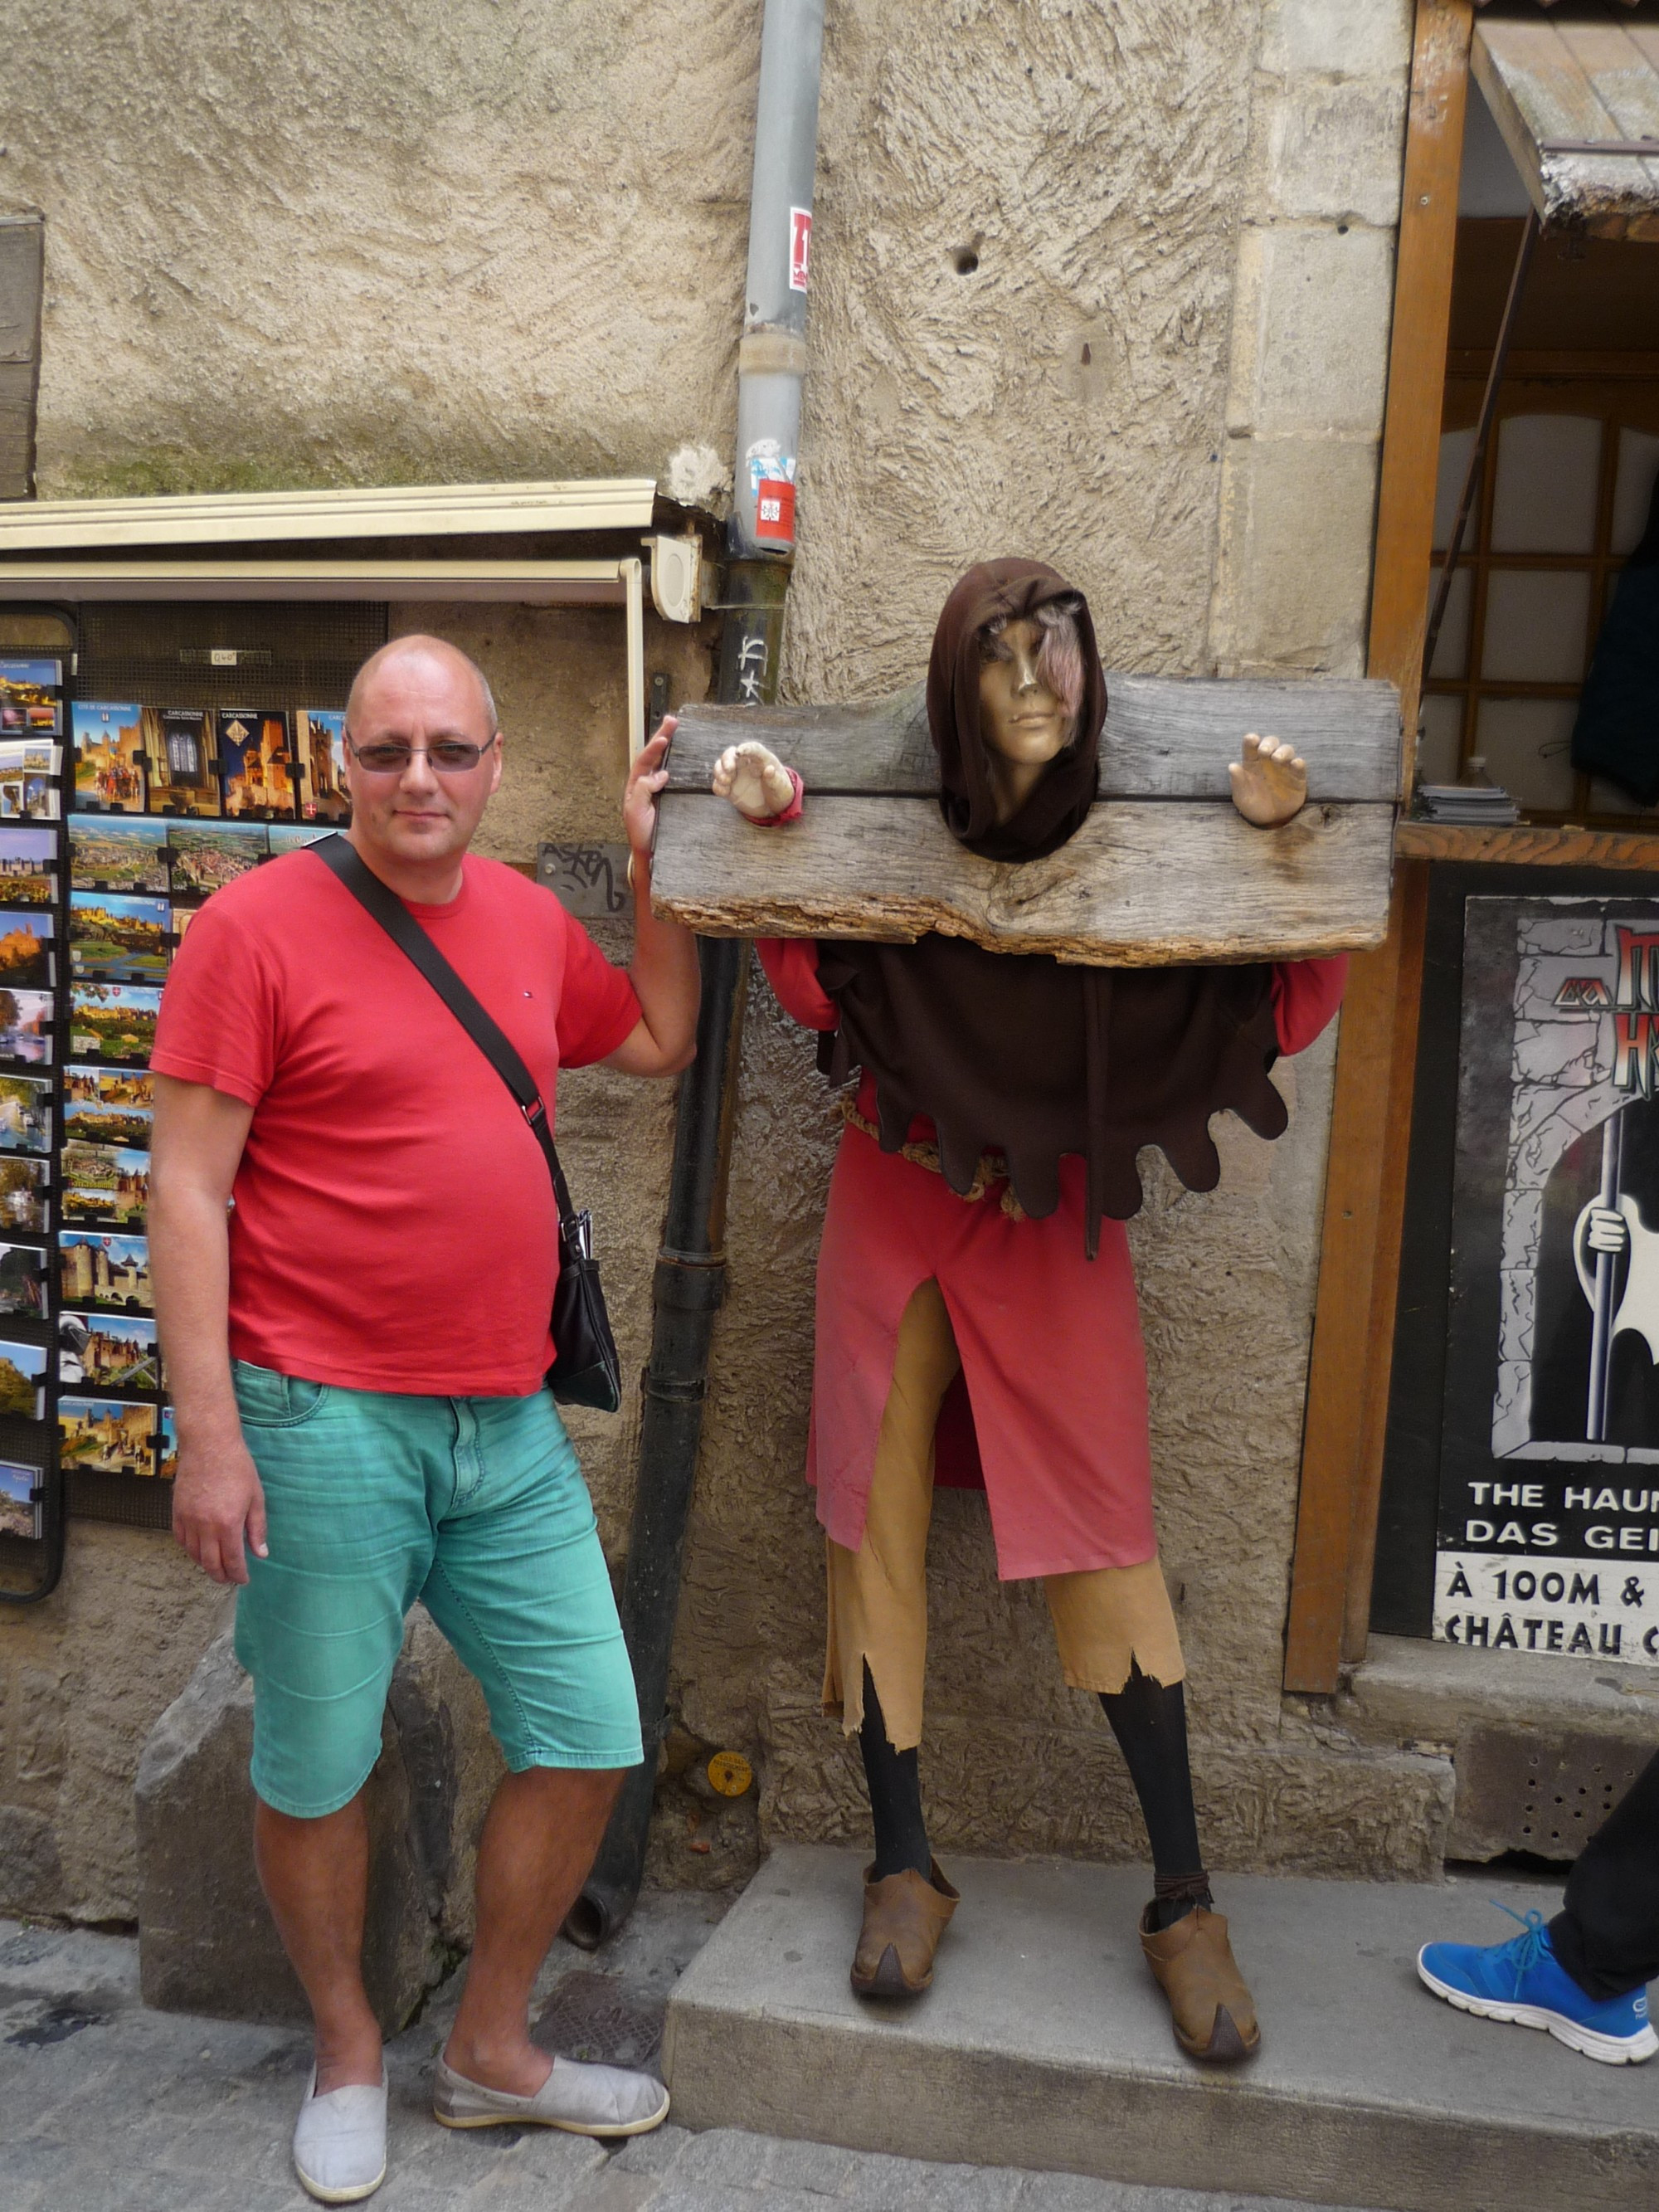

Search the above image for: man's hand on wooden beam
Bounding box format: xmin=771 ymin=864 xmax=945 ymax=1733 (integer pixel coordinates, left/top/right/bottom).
xmin=1228 ymin=732 xmax=1307 ymax=828
xmin=713 ymin=739 xmax=798 ymax=822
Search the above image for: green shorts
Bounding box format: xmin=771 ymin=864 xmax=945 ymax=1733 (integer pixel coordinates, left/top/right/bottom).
xmin=231 ymin=1362 xmax=643 ymax=1819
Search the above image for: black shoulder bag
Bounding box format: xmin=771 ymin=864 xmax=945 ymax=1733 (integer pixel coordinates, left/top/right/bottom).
xmin=312 ymin=835 xmax=622 ymax=1412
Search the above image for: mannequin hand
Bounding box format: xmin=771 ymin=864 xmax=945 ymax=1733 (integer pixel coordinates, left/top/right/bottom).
xmin=1228 ymin=733 xmax=1306 ymax=827
xmin=1587 ymin=1205 xmax=1630 ymax=1257
xmin=713 ymin=740 xmax=796 ymax=820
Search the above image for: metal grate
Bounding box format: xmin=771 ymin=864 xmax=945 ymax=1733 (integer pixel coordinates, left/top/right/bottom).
xmin=1457 ymin=1726 xmax=1658 ymax=1861
xmin=65 ymin=1467 xmax=173 ymax=1531
xmin=77 ymin=602 xmax=387 ymax=713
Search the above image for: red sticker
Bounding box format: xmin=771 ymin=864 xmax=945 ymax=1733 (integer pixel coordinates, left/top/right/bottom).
xmin=789 ymin=207 xmax=811 ymax=294
xmin=755 ymin=478 xmax=796 ymax=542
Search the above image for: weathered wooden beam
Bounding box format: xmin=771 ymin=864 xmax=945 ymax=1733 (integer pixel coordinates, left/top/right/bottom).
xmin=650 ymin=792 xmax=1394 ymax=966
xmin=0 ymin=217 xmax=42 ymax=502
xmin=1370 ymin=0 xmax=1474 ymax=774
xmin=664 ymin=675 xmax=1401 ymax=803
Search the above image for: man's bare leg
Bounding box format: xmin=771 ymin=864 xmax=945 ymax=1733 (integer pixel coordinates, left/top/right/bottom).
xmin=255 ymin=1795 xmax=384 ymax=2093
xmin=442 ymin=1765 xmax=625 ymax=2096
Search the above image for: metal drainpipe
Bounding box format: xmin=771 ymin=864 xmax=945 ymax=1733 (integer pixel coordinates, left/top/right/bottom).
xmin=566 ymin=0 xmax=825 ymax=1948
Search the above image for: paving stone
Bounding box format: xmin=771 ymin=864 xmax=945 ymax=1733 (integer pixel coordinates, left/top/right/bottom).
xmin=669 ymin=2125 xmax=777 ymax=2187
xmin=608 ymin=2119 xmax=693 ymax=2175
xmin=558 ymin=2166 xmax=667 ymax=2212
xmin=763 ymin=2134 xmax=859 ymax=2194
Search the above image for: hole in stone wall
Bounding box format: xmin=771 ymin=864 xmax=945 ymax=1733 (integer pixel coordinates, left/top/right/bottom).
xmin=953 ymin=247 xmax=979 ymax=275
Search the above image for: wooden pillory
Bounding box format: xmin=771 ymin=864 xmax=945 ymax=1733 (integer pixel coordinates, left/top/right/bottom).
xmin=651 ymin=675 xmax=1404 ymax=966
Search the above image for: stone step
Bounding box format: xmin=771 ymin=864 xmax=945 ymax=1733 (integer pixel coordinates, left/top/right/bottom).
xmin=661 ymin=1844 xmax=1659 ymax=2212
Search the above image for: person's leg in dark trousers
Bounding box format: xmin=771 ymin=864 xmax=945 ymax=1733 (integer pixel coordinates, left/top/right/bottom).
xmin=1550 ymin=1747 xmax=1659 ymax=1999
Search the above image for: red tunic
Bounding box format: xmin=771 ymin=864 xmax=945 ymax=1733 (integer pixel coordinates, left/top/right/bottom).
xmin=759 ymin=939 xmax=1346 ymax=1581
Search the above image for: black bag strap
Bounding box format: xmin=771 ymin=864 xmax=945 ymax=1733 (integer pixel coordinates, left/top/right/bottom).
xmin=309 ymin=834 xmax=577 ymax=1225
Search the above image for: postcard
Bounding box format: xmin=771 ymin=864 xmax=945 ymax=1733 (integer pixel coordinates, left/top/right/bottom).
xmin=0 ymin=659 xmax=61 ymax=699
xmin=59 ymin=1394 xmax=158 ymax=1479
xmin=65 ymin=1064 xmax=153 ymax=1112
xmin=0 ymin=991 xmax=52 ymax=1069
xmin=69 ymin=891 xmax=168 ymax=983
xmin=1 ymin=701 xmax=61 ymax=736
xmin=65 ymin=1096 xmax=151 ymax=1151
xmin=0 ymin=1337 xmax=47 ymax=1420
xmin=61 ymin=1142 xmax=148 ymax=1227
xmin=0 ymin=1458 xmax=40 ymax=1538
xmin=69 ymin=815 xmax=168 ymax=895
xmin=72 ymin=702 xmax=146 ymax=813
xmin=0 ymin=740 xmax=58 ymax=779
xmin=68 ymin=982 xmax=161 ymax=1064
xmin=268 ymin=822 xmax=335 ymax=855
xmin=158 ymin=1404 xmax=177 ymax=1481
xmin=217 ymin=709 xmax=297 ymax=821
xmin=296 ymin=709 xmax=350 ymax=822
xmin=0 ymin=1241 xmax=44 ymax=1318
xmin=59 ymin=1230 xmax=151 ymax=1312
xmin=172 ymin=908 xmax=198 ymax=954
xmin=60 ymin=1308 xmax=160 ymax=1392
xmin=168 ymin=819 xmax=266 ymax=897
xmin=141 ymin=708 xmax=221 ymax=819
xmin=0 ymin=1074 xmax=51 ymax=1155
xmin=0 ymin=1159 xmax=48 ymax=1235
xmin=0 ymin=911 xmax=53 ymax=992
xmin=0 ymin=825 xmax=56 ymax=909
xmin=22 ymin=776 xmax=59 ymax=824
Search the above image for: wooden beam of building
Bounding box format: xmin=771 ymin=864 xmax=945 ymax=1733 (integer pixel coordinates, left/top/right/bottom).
xmin=0 ymin=217 xmax=43 ymax=502
xmin=664 ymin=679 xmax=1400 ymax=803
xmin=651 ymin=792 xmax=1394 ymax=967
xmin=1283 ymin=0 xmax=1476 ymax=1699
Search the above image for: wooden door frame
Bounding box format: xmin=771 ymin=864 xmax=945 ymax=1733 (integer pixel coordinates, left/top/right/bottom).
xmin=1282 ymin=0 xmax=1474 ymax=1695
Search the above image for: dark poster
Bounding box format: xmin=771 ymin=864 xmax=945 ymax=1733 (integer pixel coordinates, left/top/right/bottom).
xmin=1438 ymin=896 xmax=1659 ymax=1668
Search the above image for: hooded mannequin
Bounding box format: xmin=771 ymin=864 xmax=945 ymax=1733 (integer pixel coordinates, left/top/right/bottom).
xmin=712 ymin=558 xmax=1337 ymax=2064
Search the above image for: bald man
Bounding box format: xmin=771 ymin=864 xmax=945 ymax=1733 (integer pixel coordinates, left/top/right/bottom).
xmin=150 ymin=637 xmax=698 ymax=2201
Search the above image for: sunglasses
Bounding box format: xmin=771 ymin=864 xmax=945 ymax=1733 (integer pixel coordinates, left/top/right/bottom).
xmin=345 ymin=734 xmax=496 ymax=775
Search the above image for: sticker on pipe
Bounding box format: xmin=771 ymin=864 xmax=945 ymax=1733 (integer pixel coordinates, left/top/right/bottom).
xmin=790 ymin=207 xmax=811 ymax=293
xmin=755 ymin=480 xmax=795 ymax=543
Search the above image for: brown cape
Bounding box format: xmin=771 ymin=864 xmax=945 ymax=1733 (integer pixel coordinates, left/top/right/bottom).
xmin=814 ymin=558 xmax=1288 ymax=1255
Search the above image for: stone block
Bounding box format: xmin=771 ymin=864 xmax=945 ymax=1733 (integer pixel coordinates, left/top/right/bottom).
xmin=757 ymin=1686 xmax=1452 ymax=1880
xmin=1259 ymin=0 xmax=1413 ymax=82
xmin=1264 ymin=80 xmax=1408 ymax=230
xmin=134 ymin=1622 xmax=476 ymax=2033
xmin=0 ymin=1799 xmax=64 ymax=1914
xmin=1227 ymin=227 xmax=1394 ymax=442
xmin=1211 ymin=435 xmax=1379 ymax=678
xmin=664 ymin=1847 xmax=1659 ymax=2211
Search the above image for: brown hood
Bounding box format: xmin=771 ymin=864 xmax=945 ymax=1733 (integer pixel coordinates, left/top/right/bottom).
xmin=927 ymin=557 xmax=1107 ymax=861
xmin=815 ymin=558 xmax=1287 ymax=1255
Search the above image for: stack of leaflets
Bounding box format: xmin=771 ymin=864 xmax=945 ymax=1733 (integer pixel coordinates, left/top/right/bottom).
xmin=1416 ymin=781 xmax=1521 ymax=826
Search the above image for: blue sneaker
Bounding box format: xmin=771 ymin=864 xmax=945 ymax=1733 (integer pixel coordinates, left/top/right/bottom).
xmin=1418 ymin=1903 xmax=1657 ymax=2065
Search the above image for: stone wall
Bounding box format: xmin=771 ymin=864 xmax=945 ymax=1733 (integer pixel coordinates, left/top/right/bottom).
xmin=0 ymin=0 xmax=1444 ymax=1926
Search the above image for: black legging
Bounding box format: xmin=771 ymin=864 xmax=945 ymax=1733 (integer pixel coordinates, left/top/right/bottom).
xmin=1550 ymin=1747 xmax=1659 ymax=2000
xmin=859 ymin=1659 xmax=1211 ymax=1922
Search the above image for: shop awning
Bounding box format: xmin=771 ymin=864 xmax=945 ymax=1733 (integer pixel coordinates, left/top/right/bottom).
xmin=0 ymin=478 xmax=671 ymax=755
xmin=0 ymin=477 xmax=656 ymax=553
xmin=1473 ymin=9 xmax=1659 ymax=240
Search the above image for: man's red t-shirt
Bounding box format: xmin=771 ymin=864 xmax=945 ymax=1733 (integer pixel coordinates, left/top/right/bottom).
xmin=151 ymin=849 xmax=641 ymax=1397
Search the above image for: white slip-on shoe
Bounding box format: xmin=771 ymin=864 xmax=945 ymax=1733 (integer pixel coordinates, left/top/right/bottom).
xmin=292 ymin=2067 xmax=389 ymax=2204
xmin=432 ymin=2053 xmax=669 ymax=2136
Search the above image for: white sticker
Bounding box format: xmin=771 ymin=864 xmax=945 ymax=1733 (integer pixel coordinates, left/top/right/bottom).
xmin=1433 ymin=1551 xmax=1659 ymax=1666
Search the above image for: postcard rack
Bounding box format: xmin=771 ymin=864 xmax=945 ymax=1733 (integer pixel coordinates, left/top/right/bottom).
xmin=0 ymin=607 xmax=367 ymax=1581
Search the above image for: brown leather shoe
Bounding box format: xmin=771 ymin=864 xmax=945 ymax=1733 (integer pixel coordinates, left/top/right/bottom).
xmin=850 ymin=1860 xmax=959 ymax=1997
xmin=1139 ymin=1903 xmax=1261 ymax=2061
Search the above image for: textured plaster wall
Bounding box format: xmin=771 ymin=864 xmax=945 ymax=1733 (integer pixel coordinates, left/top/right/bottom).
xmin=0 ymin=0 xmax=1443 ymax=1924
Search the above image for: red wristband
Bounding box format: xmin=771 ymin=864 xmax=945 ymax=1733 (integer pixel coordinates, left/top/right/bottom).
xmin=740 ymin=766 xmax=805 ymax=826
